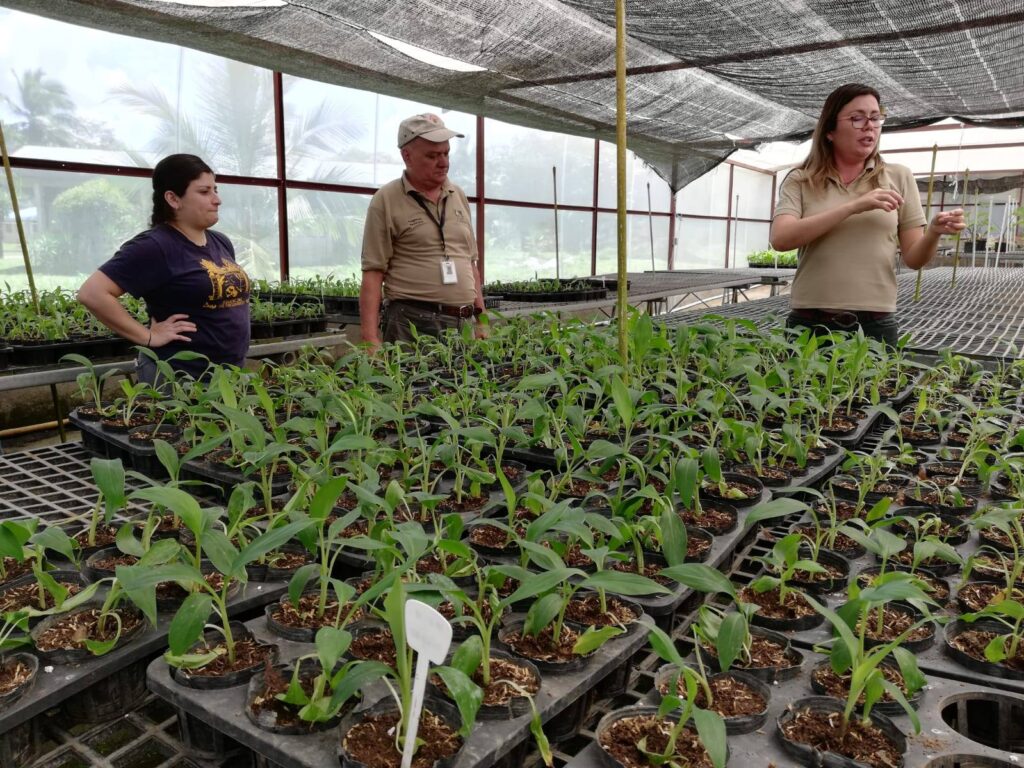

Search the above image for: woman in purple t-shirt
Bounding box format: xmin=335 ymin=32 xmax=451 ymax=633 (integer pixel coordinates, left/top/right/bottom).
xmin=78 ymin=154 xmax=251 ymax=382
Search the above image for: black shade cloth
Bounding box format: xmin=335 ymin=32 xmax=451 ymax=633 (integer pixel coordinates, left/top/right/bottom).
xmin=9 ymin=0 xmax=1024 ymax=191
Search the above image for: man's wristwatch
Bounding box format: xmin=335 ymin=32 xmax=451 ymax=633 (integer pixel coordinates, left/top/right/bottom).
xmin=473 ymin=306 xmax=484 ymax=317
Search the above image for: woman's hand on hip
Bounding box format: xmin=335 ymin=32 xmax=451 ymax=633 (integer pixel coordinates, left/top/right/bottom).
xmin=149 ymin=313 xmax=196 ymax=347
xmin=927 ymin=208 xmax=966 ymax=237
xmin=853 ymin=188 xmax=904 ymax=214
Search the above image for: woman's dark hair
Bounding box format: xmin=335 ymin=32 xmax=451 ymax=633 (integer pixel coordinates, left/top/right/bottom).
xmin=800 ymin=83 xmax=885 ymax=189
xmin=150 ymin=154 xmax=214 ymax=227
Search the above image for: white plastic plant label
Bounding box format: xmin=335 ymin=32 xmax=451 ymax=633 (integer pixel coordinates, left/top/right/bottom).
xmin=401 ymin=599 xmax=453 ymax=768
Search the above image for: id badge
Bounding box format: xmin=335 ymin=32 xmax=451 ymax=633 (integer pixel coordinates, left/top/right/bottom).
xmin=440 ymin=259 xmax=458 ymax=285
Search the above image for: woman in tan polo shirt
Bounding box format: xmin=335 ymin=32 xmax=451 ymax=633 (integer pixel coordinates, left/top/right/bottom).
xmin=771 ymin=83 xmax=964 ymax=346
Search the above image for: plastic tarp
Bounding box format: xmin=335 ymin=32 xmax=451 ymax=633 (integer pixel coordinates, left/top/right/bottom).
xmin=6 ymin=0 xmax=1024 ymax=191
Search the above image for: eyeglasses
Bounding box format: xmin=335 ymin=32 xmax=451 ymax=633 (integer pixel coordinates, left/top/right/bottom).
xmin=841 ymin=114 xmax=886 ymax=129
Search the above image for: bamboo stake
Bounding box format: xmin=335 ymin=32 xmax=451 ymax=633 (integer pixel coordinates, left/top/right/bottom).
xmin=0 ymin=120 xmax=39 ymax=312
xmin=647 ymin=182 xmax=655 ymax=271
xmin=913 ymin=143 xmax=938 ymax=302
xmin=552 ymin=166 xmax=560 ymax=280
xmin=952 ymin=168 xmax=970 ymax=287
xmin=614 ymin=0 xmax=628 ymax=369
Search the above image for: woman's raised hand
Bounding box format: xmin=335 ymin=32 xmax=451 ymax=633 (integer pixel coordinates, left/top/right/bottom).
xmin=853 ymin=188 xmax=904 ymax=214
xmin=927 ymin=208 xmax=966 ymax=236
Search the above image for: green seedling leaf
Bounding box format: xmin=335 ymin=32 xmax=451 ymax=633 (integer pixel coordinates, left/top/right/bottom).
xmin=30 ymin=525 xmax=77 ymax=563
xmin=116 ymin=562 xmax=201 ymax=626
xmin=716 ymin=612 xmax=748 ymax=673
xmin=674 ymin=458 xmax=699 ymax=508
xmin=692 ymin=706 xmax=728 ymax=768
xmin=433 ymin=666 xmax=482 ymax=738
xmin=202 ymin=530 xmax=239 ymax=578
xmin=742 ymin=498 xmax=811 ymax=530
xmin=91 ymin=458 xmax=127 ymax=521
xmin=451 ymin=635 xmax=483 ymax=678
xmin=278 ymin=670 xmax=312 ymax=706
xmin=645 ymin=623 xmax=688 ymax=668
xmin=288 ymin=563 xmax=319 ymax=607
xmin=0 ymin=522 xmax=33 ymax=560
xmin=165 ymin=649 xmax=223 ymax=669
xmin=153 ymin=439 xmax=180 ymax=479
xmin=505 ymin=568 xmax=576 ymax=605
xmin=169 ymin=592 xmax=213 ymax=656
xmin=524 ymin=594 xmax=562 ymax=637
xmin=309 ymin=477 xmax=349 ymax=521
xmin=35 ymin=569 xmax=68 ymax=607
xmin=115 ymin=522 xmax=145 ymax=559
xmin=658 ymin=506 xmax=688 ymax=568
xmin=131 ymin=487 xmax=203 ymax=536
xmin=654 ymin=564 xmax=737 ymax=598
xmin=529 ymin=701 xmax=553 ymax=767
xmin=581 ymin=570 xmax=670 ymax=597
xmin=232 ymin=520 xmax=311 ymax=577
xmin=84 ymin=625 xmax=121 ymax=656
xmin=315 ymin=626 xmax=352 ymax=672
xmin=984 ymin=634 xmax=1009 ymax=663
xmin=572 ymin=625 xmax=624 ymax=655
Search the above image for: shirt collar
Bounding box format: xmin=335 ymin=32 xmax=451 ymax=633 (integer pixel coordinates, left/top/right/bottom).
xmin=401 ymin=173 xmax=454 ymax=198
xmin=830 ymin=157 xmax=877 ymax=186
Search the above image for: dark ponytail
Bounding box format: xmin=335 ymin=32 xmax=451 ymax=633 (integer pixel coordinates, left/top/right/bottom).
xmin=150 ymin=154 xmax=214 ymax=227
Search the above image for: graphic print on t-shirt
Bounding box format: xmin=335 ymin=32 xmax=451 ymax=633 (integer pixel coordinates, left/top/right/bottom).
xmin=200 ymin=258 xmax=250 ymax=309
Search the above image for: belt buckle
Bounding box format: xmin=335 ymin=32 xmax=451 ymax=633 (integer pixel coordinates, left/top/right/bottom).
xmin=832 ymin=311 xmax=858 ymax=328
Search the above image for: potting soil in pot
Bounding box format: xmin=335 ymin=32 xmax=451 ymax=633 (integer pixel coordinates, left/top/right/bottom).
xmin=599 ymin=714 xmax=715 ymax=768
xmin=341 ymin=710 xmax=461 ymax=768
xmin=779 ymin=706 xmax=903 ymax=768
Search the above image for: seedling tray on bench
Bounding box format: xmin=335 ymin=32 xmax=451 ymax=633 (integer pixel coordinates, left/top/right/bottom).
xmin=147 ymin=611 xmax=654 ymax=768
xmin=561 ymin=660 xmax=1024 ymax=768
xmin=0 ymin=577 xmax=288 ymax=738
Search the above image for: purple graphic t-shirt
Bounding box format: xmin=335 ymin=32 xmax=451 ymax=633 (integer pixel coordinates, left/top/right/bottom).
xmin=100 ymin=224 xmax=251 ymax=377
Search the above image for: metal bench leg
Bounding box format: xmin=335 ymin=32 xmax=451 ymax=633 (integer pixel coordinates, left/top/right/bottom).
xmin=50 ymin=384 xmax=66 ymax=443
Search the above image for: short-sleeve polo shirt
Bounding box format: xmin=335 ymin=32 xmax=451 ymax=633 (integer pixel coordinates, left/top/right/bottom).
xmin=774 ymin=161 xmax=926 ymax=313
xmin=360 ymin=175 xmax=478 ymax=304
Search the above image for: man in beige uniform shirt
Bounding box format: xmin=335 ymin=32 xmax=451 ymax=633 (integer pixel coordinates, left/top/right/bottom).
xmin=359 ymin=113 xmax=486 ymax=347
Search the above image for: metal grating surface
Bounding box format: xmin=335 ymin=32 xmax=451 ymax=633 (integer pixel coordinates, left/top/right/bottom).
xmin=661 ymin=267 xmax=1024 ymax=360
xmin=0 ymin=443 xmax=150 ymax=528
xmin=21 ymin=693 xmax=249 ymax=768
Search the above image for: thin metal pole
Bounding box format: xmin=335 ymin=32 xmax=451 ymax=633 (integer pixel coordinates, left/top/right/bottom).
xmin=614 ymin=0 xmax=628 ymax=367
xmin=913 ymin=143 xmax=937 ymax=302
xmin=647 ymin=182 xmax=655 ymax=271
xmin=272 ymin=72 xmax=289 ymax=281
xmin=732 ymin=194 xmax=740 ymax=268
xmin=666 ymin=194 xmax=677 ymax=270
xmin=590 ymin=140 xmax=599 ymax=275
xmin=952 ymin=168 xmax=969 ymax=287
xmin=552 ymin=166 xmax=560 ymax=280
xmin=724 ymin=165 xmax=734 ymax=268
xmin=50 ymin=384 xmax=66 ymax=442
xmin=0 ymin=121 xmax=39 ymax=311
xmin=476 ymin=115 xmax=486 ymax=282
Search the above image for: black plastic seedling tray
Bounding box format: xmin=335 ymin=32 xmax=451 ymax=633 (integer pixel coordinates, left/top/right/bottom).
xmin=562 ymin=661 xmax=1024 ymax=767
xmin=0 ymin=578 xmax=287 ymax=738
xmin=72 ymin=410 xmax=293 ymax=497
xmin=727 ymin=481 xmax=1024 ymax=697
xmin=147 ymin=612 xmax=655 ymax=768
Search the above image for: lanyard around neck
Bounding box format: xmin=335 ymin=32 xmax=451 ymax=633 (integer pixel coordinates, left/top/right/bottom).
xmin=409 ymin=191 xmax=449 ymax=258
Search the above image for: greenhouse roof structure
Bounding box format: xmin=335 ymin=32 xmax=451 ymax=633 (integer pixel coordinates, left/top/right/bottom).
xmin=4 ymin=1 xmax=1024 ymax=191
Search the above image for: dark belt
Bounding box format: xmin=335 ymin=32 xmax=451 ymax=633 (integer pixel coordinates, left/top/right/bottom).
xmin=791 ymin=308 xmax=892 ymax=325
xmin=390 ymin=298 xmax=476 ymax=319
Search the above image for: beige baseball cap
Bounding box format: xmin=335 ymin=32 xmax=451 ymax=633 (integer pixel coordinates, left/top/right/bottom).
xmin=397 ymin=113 xmax=464 ymax=147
